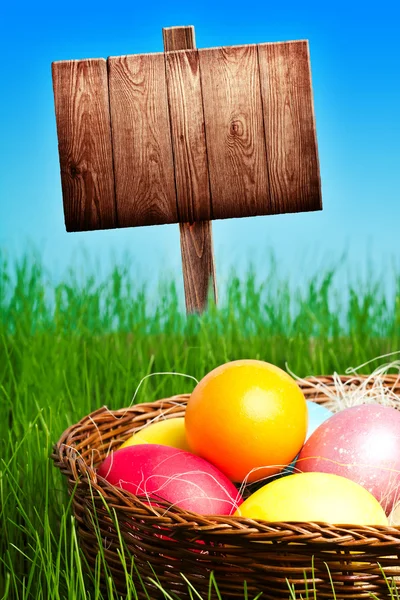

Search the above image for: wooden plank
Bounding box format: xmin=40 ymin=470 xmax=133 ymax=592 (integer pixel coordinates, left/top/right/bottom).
xmin=108 ymin=53 xmax=177 ymax=227
xmin=198 ymin=44 xmax=270 ymax=220
xmin=52 ymin=59 xmax=117 ymax=232
xmin=257 ymin=40 xmax=322 ymax=213
xmin=165 ymin=48 xmax=211 ymax=222
xmin=163 ymin=26 xmax=217 ymax=314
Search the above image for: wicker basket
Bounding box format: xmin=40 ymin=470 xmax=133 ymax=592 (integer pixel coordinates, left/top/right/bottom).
xmin=52 ymin=375 xmax=400 ymax=599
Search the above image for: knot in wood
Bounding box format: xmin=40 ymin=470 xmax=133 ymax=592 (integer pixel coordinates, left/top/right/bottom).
xmin=230 ymin=119 xmax=243 ymax=136
xmin=70 ymin=164 xmax=81 ymax=178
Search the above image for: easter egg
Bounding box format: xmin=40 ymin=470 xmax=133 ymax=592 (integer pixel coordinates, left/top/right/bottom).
xmin=297 ymin=404 xmax=400 ymax=514
xmin=234 ymin=472 xmax=388 ymax=525
xmin=120 ymin=417 xmax=190 ymax=451
xmin=185 ymin=360 xmax=307 ymax=483
xmin=97 ymin=444 xmax=243 ymax=515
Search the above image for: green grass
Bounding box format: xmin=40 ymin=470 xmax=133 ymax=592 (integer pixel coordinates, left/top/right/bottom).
xmin=1 ymin=248 xmax=400 ymax=599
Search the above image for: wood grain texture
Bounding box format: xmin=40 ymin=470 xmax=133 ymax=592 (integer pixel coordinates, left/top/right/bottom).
xmin=257 ymin=40 xmax=322 ymax=213
xmin=198 ymin=44 xmax=270 ymax=220
xmin=178 ymin=220 xmax=217 ymax=312
xmin=52 ymin=59 xmax=117 ymax=231
xmin=163 ymin=26 xmax=217 ymax=313
xmin=163 ymin=26 xmax=195 ymax=52
xmin=165 ymin=49 xmax=211 ymax=222
xmin=108 ymin=53 xmax=177 ymax=227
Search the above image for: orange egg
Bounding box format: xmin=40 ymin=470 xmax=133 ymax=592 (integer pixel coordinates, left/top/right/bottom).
xmin=185 ymin=360 xmax=307 ymax=483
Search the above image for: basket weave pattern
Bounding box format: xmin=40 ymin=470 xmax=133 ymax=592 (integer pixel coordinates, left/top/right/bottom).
xmin=52 ymin=375 xmax=400 ymax=599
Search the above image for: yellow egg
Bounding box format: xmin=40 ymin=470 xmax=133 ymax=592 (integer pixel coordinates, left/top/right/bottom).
xmin=120 ymin=417 xmax=190 ymax=451
xmin=235 ymin=472 xmax=388 ymax=526
xmin=185 ymin=360 xmax=307 ymax=483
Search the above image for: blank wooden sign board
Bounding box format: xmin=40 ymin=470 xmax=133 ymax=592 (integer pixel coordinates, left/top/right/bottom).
xmin=52 ymin=25 xmax=322 ymax=313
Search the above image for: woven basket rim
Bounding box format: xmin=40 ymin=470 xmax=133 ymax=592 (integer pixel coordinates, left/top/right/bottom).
xmin=52 ymin=373 xmax=400 ymax=540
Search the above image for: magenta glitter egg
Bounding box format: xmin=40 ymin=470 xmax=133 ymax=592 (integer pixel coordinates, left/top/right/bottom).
xmin=297 ymin=404 xmax=400 ymax=514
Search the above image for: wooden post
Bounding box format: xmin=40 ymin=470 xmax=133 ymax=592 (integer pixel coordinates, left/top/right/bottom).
xmin=162 ymin=26 xmax=217 ymax=314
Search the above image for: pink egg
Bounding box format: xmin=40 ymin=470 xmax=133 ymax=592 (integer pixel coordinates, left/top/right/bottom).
xmin=97 ymin=444 xmax=243 ymax=515
xmin=297 ymin=404 xmax=400 ymax=514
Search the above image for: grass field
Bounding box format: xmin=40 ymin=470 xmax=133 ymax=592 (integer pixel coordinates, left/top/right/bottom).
xmin=1 ymin=249 xmax=400 ymax=599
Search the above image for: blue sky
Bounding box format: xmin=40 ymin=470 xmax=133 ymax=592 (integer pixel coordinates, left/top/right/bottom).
xmin=0 ymin=0 xmax=399 ymax=290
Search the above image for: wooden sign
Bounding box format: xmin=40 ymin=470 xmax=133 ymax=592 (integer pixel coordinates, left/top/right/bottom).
xmin=52 ymin=26 xmax=322 ymax=313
